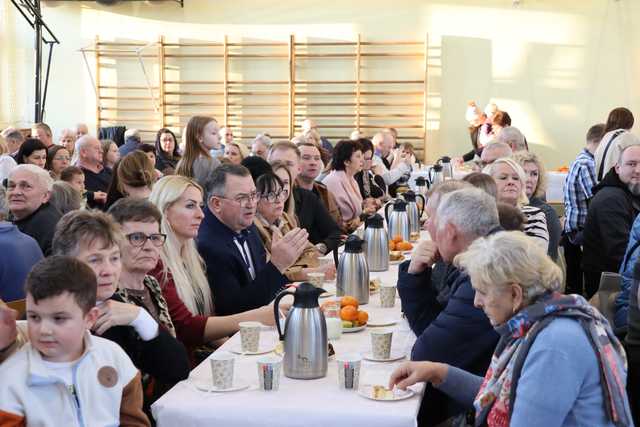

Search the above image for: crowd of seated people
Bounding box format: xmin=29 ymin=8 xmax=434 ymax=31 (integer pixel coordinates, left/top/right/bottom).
xmin=1 ymin=110 xmax=640 ymax=427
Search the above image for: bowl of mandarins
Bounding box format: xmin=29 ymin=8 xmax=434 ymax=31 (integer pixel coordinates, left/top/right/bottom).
xmin=389 ymin=235 xmax=412 ymax=263
xmin=337 ymin=296 xmax=368 ymax=332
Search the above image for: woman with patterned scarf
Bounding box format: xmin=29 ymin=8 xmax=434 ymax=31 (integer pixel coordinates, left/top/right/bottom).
xmin=390 ymin=231 xmax=632 ymax=426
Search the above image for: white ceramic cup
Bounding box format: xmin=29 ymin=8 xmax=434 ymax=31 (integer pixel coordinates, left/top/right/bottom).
xmin=379 ymin=285 xmax=396 ymax=308
xmin=210 ymin=352 xmax=235 ymax=389
xmin=239 ymin=321 xmax=262 ymax=353
xmin=370 ymin=329 xmax=393 ymax=360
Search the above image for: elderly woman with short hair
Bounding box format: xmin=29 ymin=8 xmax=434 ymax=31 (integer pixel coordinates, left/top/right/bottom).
xmin=484 ymin=157 xmax=549 ymax=251
xmin=390 ymin=231 xmax=632 ymax=427
xmin=513 ymin=151 xmax=561 ymax=260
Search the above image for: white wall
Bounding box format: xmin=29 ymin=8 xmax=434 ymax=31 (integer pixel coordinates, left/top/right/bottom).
xmin=2 ymin=0 xmax=639 ymax=167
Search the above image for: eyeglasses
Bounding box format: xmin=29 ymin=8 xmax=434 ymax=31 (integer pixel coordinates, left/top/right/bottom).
xmin=260 ymin=188 xmax=289 ymax=203
xmin=216 ymin=191 xmax=259 ymax=208
xmin=125 ymin=232 xmax=167 ymax=247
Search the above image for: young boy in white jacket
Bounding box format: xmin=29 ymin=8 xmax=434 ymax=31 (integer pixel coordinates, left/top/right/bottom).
xmin=0 ymin=256 xmax=149 ymax=427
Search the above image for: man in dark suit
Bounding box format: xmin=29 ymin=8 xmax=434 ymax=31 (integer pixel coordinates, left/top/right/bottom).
xmin=198 ymin=163 xmax=308 ymax=316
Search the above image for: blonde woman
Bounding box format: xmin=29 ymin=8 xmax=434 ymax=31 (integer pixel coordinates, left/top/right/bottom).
xmin=148 ymin=175 xmax=274 ymax=361
xmin=513 ymin=151 xmax=561 ymax=260
xmin=270 ymin=160 xmax=298 ymax=226
xmin=224 ymin=141 xmax=250 ymax=165
xmin=483 ymin=157 xmax=549 ymax=251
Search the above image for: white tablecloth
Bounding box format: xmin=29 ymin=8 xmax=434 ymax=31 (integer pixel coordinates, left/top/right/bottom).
xmin=152 ymin=253 xmax=422 ymax=427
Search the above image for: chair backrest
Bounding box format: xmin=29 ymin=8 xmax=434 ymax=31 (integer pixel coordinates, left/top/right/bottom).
xmin=599 ymin=272 xmax=622 ymax=293
xmin=596 ymin=272 xmax=622 ymax=325
xmin=6 ymin=299 xmax=26 ymax=319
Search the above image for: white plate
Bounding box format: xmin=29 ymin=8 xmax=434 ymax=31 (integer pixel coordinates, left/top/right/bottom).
xmin=342 ymin=324 xmax=367 ymax=333
xmin=362 ymin=350 xmax=406 ymax=362
xmin=230 ymin=344 xmax=275 ymax=355
xmin=191 ymin=378 xmax=250 ymax=393
xmin=358 ymin=385 xmax=415 ymax=401
xmin=367 ymin=317 xmax=398 ymax=327
xmin=389 ymin=256 xmax=406 ymax=265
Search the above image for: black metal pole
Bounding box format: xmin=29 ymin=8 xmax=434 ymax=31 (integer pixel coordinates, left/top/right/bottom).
xmin=41 ymin=41 xmax=54 ymax=121
xmin=34 ymin=0 xmax=42 ymax=123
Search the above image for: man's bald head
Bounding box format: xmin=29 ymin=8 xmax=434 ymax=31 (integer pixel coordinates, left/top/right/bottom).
xmin=75 ymin=123 xmax=89 ymax=138
xmin=76 ymin=135 xmax=103 ymax=168
xmin=373 ymin=131 xmax=393 ymax=156
xmin=481 ymin=142 xmax=513 ymax=166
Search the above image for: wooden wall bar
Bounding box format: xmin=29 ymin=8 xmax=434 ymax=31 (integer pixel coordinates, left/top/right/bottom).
xmin=91 ymin=34 xmax=429 ymax=159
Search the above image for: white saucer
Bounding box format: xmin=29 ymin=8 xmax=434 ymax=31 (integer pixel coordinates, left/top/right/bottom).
xmin=358 ymin=385 xmax=415 ymax=401
xmin=230 ymin=344 xmax=275 ymax=355
xmin=342 ymin=324 xmax=366 ymax=333
xmin=362 ymin=350 xmax=406 ymax=362
xmin=191 ymin=378 xmax=250 ymax=393
xmin=367 ymin=317 xmax=398 ymax=327
xmin=389 ymin=256 xmax=406 ymax=265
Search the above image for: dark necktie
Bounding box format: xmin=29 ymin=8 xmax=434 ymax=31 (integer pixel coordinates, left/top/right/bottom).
xmin=235 ymin=230 xmax=251 ymax=270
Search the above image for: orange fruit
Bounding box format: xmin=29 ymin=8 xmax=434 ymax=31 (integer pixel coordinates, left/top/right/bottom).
xmin=340 ymin=296 xmax=359 ymax=309
xmin=399 ymin=241 xmax=413 ymax=250
xmin=340 ymin=306 xmax=358 ymax=321
xmin=389 ymin=241 xmax=395 ymax=251
xmin=356 ymin=310 xmax=369 ymax=325
xmin=393 ymin=235 xmax=403 ymax=243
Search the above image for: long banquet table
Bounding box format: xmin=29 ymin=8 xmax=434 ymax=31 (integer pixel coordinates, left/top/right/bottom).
xmin=152 ymin=248 xmax=423 ymax=427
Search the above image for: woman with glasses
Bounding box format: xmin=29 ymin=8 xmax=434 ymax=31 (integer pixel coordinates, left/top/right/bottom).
xmin=107 ymin=198 xmax=177 ymax=339
xmin=154 ymin=128 xmax=181 ymax=175
xmin=108 ymin=197 xmax=191 ymax=405
xmin=45 ymin=145 xmax=70 ymax=180
xmin=254 ymin=170 xmax=335 ymax=281
xmin=149 ymin=175 xmax=275 ymax=363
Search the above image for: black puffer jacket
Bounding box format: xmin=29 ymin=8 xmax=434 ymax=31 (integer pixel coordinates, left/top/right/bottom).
xmin=582 ymin=168 xmax=640 ymax=276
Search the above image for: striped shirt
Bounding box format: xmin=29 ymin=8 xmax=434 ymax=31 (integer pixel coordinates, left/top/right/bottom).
xmin=522 ymin=204 xmax=549 ymax=252
xmin=563 ymin=149 xmax=597 ymax=234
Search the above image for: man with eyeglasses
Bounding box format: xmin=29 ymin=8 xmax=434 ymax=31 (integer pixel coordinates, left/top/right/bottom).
xmin=198 ymin=163 xmax=309 ymax=316
xmin=7 ymin=164 xmax=62 ymax=256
